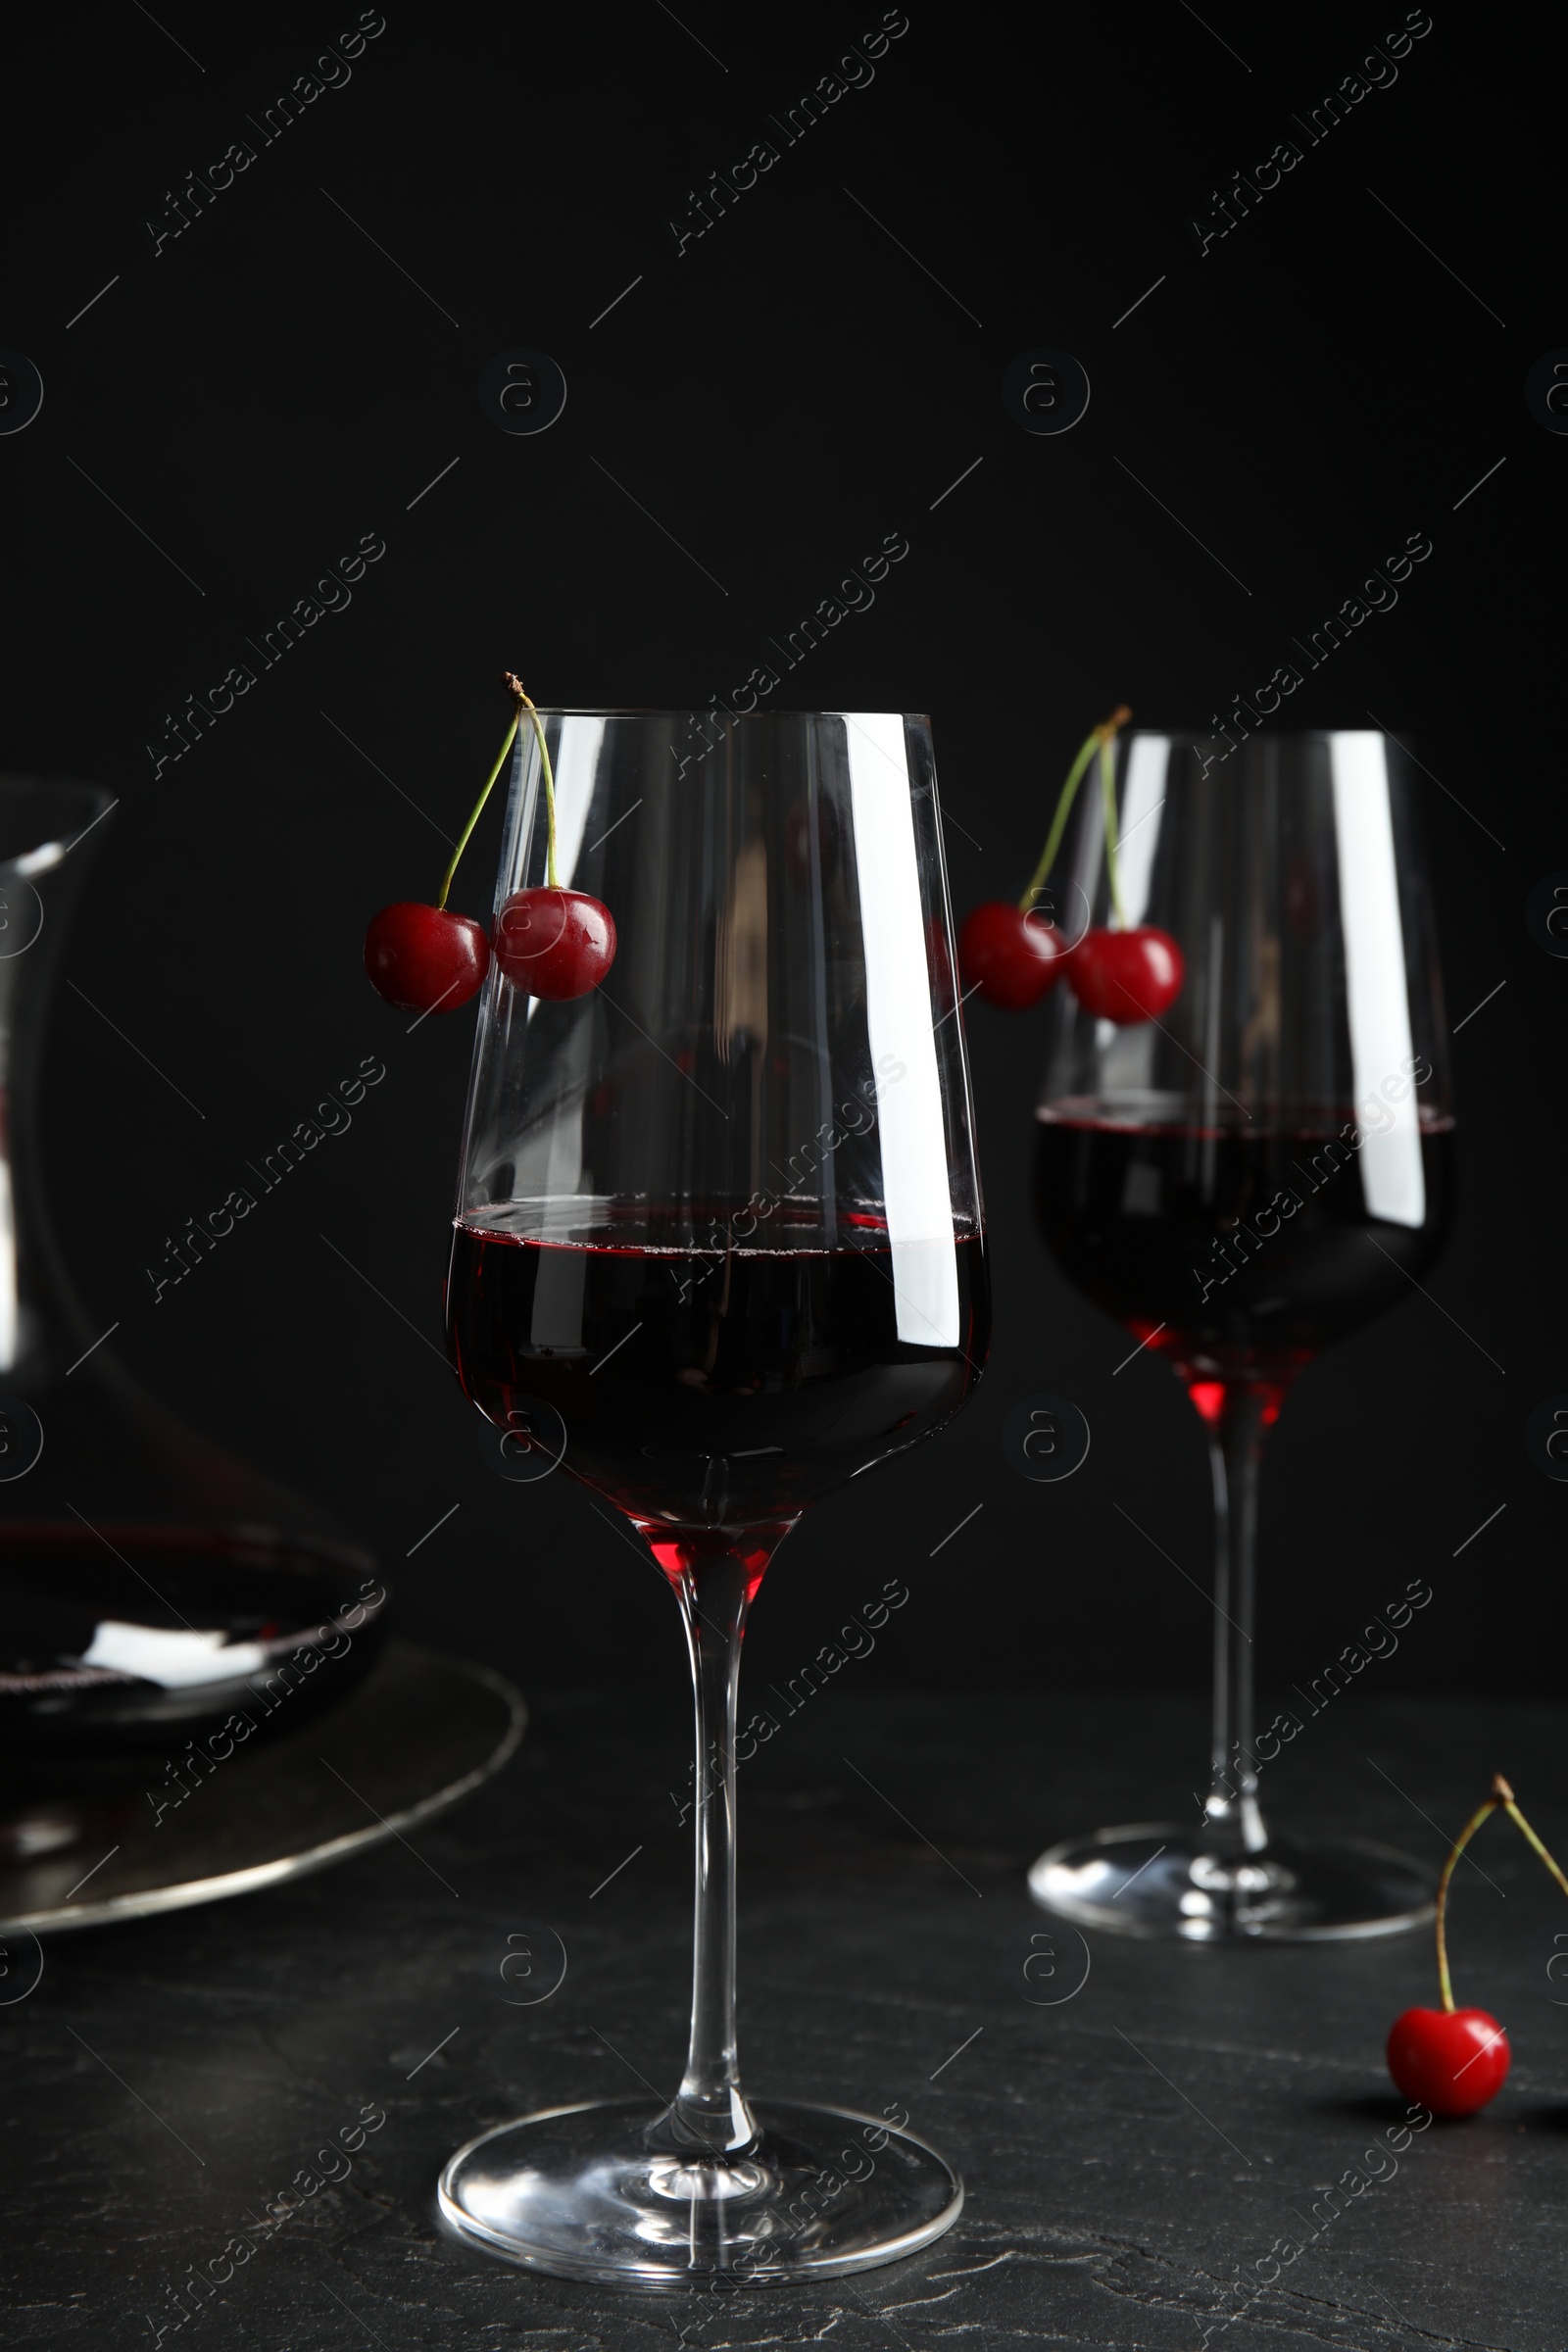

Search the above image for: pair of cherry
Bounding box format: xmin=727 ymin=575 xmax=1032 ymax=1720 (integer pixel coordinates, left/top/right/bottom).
xmin=959 ymin=901 xmax=1183 ymax=1023
xmin=365 ymin=675 xmax=615 ymax=1014
xmin=1385 ymin=1775 xmax=1568 ymax=2116
xmin=956 ymin=705 xmax=1184 ymax=1028
xmin=366 ymin=888 xmax=613 ymax=1014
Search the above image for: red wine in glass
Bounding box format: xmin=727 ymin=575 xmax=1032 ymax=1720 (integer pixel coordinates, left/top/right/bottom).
xmin=1035 ymin=1114 xmax=1455 ymax=1418
xmin=446 ymin=1209 xmax=987 ymax=1552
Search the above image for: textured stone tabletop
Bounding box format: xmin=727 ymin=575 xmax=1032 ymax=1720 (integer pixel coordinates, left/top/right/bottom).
xmin=6 ymin=1687 xmax=1566 ymax=2351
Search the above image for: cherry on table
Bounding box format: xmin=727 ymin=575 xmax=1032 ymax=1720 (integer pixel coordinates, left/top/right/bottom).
xmin=494 ymin=887 xmax=616 ymax=1001
xmin=1067 ymin=925 xmax=1184 ymax=1023
xmin=365 ymin=902 xmax=490 ymax=1013
xmin=957 ymin=902 xmax=1065 ymax=1009
xmin=1386 ymin=2005 xmax=1509 ymax=2117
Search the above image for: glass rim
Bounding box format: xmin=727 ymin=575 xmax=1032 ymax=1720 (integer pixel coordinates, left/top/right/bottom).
xmin=503 ymin=708 xmax=933 ymax=723
xmin=1104 ymin=726 xmax=1405 ymax=745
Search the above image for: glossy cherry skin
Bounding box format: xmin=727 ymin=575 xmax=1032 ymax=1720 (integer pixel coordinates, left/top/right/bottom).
xmin=493 ymin=887 xmax=616 ymax=1001
xmin=1068 ymin=925 xmax=1185 ymax=1023
xmin=1386 ymin=2006 xmax=1509 ymax=2117
xmin=364 ymin=903 xmax=490 ymax=1013
xmin=957 ymin=902 xmax=1065 ymax=1009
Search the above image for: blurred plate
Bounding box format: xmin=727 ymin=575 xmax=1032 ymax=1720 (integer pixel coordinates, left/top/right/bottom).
xmin=0 ymin=1641 xmax=523 ymax=1935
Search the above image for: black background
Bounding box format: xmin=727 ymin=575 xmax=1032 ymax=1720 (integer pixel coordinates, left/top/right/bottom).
xmin=2 ymin=2 xmax=1559 ymax=1703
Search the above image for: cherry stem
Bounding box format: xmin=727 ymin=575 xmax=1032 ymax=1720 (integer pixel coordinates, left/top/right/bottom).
xmin=1434 ymin=1793 xmax=1497 ymax=2014
xmin=1434 ymin=1773 xmax=1568 ymax=2013
xmin=1099 ymin=733 xmax=1128 ymax=931
xmin=434 ymin=675 xmax=560 ymax=911
xmin=1498 ymin=1781 xmax=1568 ymax=1905
xmin=1017 ymin=705 xmax=1132 ymax=919
xmin=436 ymin=703 xmax=520 ymax=912
xmin=512 ymin=680 xmax=560 ymax=891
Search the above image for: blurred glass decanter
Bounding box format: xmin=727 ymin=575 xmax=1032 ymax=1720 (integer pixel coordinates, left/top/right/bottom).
xmin=0 ymin=776 xmax=387 ymax=1759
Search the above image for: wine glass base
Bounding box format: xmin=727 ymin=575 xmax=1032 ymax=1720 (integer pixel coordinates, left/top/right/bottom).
xmin=438 ymin=2096 xmax=963 ymax=2287
xmin=1028 ymin=1821 xmax=1435 ymax=1942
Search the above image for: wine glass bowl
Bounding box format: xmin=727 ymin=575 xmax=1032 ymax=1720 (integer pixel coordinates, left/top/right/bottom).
xmin=439 ymin=710 xmax=988 ymax=2282
xmin=1028 ymin=729 xmax=1451 ymax=1940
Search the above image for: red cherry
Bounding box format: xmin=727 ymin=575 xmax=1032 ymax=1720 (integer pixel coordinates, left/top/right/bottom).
xmin=364 ymin=902 xmax=490 ymax=1013
xmin=1068 ymin=926 xmax=1184 ymax=1023
xmin=957 ymin=902 xmax=1065 ymax=1009
xmin=494 ymin=887 xmax=616 ymax=1001
xmin=1386 ymin=2006 xmax=1509 ymax=2117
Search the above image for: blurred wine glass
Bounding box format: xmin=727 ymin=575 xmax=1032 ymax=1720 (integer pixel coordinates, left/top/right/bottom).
xmin=1028 ymin=729 xmax=1451 ymax=1940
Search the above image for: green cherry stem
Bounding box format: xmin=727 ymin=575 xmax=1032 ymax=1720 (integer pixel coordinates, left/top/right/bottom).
xmin=1434 ymin=1791 xmax=1499 ymax=2014
xmin=436 ymin=701 xmax=519 ymax=912
xmin=434 ymin=674 xmax=559 ymax=911
xmin=511 ymin=676 xmax=560 ymax=891
xmin=1100 ymin=730 xmax=1128 ymax=932
xmin=1497 ymin=1775 xmax=1568 ymax=1903
xmin=1018 ymin=704 xmax=1132 ymax=918
xmin=1434 ymin=1774 xmax=1568 ymax=2013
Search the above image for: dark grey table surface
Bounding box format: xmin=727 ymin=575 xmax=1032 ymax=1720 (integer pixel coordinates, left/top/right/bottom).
xmin=6 ymin=1685 xmax=1567 ymax=2352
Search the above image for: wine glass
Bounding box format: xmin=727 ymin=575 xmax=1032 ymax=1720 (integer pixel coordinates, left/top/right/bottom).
xmin=439 ymin=709 xmax=989 ymax=2283
xmin=1027 ymin=729 xmax=1452 ymax=1940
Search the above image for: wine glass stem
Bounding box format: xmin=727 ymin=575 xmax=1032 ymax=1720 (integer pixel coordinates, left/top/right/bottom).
xmin=670 ymin=1553 xmax=759 ymax=2153
xmin=1203 ymin=1390 xmax=1268 ymax=1854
